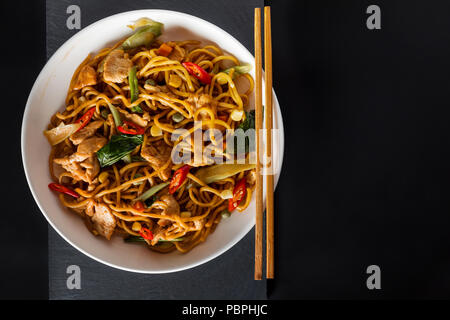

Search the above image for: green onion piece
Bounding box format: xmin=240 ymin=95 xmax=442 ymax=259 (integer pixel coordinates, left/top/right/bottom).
xmin=97 ymin=57 xmax=106 ymax=73
xmin=193 ymin=163 xmax=256 ymax=185
xmin=124 ymin=236 xmax=146 ymax=243
xmin=131 ymin=155 xmax=145 ymax=162
xmin=238 ymin=110 xmax=255 ymax=131
xmin=128 ymin=66 xmax=139 ymax=103
xmin=122 ymin=154 xmax=132 ymax=164
xmin=223 ymin=63 xmax=252 ymax=78
xmin=128 ymin=67 xmax=143 ymax=114
xmin=122 ymin=155 xmax=146 ymax=166
xmin=159 ymin=238 xmax=185 ymax=242
xmin=226 ymin=110 xmax=256 ymax=154
xmin=131 ymin=105 xmax=143 ymax=113
xmin=101 ymin=109 xmax=109 ymax=119
xmin=145 ymin=78 xmax=156 ymax=86
xmin=144 ymin=195 xmax=157 ymax=207
xmin=132 ymin=173 xmax=143 ymax=186
xmin=135 ymin=182 xmax=170 ymax=202
xmin=172 ymin=113 xmax=184 ymax=123
xmin=121 ymin=21 xmax=163 ymax=50
xmin=221 ymin=210 xmax=231 ymax=219
xmin=107 ymin=102 xmax=122 ymax=127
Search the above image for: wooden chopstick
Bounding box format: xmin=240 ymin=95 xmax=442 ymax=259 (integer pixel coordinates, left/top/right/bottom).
xmin=254 ymin=7 xmax=263 ymax=281
xmin=264 ymin=5 xmax=274 ymax=279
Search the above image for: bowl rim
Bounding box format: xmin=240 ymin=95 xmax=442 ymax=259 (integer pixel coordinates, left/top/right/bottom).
xmin=21 ymin=9 xmax=285 ymax=274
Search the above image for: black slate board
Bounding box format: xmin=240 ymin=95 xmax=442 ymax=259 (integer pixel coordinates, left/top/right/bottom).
xmin=46 ymin=0 xmax=265 ymax=300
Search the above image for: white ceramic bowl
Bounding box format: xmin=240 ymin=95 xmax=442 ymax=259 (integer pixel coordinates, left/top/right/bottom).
xmin=22 ymin=9 xmax=284 ymax=273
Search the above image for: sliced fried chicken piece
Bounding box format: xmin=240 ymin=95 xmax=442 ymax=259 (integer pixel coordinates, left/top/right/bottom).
xmin=152 ymin=194 xmax=180 ymax=216
xmin=90 ymin=202 xmax=116 ymax=240
xmin=70 ymin=120 xmax=103 ymax=145
xmin=76 ymin=137 xmax=107 ymax=158
xmin=186 ymin=93 xmax=217 ymax=113
xmin=149 ymin=194 xmax=181 ymax=244
xmin=141 ymin=140 xmax=172 ymax=180
xmin=79 ymin=155 xmax=100 ymax=183
xmin=54 ymin=137 xmax=107 ymax=183
xmin=73 ymin=65 xmax=97 ymax=90
xmin=117 ymin=107 xmax=149 ymax=128
xmin=103 ymin=49 xmax=133 ymax=83
xmin=149 ymin=224 xmax=164 ymax=245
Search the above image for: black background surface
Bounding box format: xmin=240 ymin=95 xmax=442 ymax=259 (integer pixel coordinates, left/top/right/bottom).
xmin=270 ymin=0 xmax=450 ymax=299
xmin=3 ymin=0 xmax=450 ymax=299
xmin=0 ymin=0 xmax=47 ymax=299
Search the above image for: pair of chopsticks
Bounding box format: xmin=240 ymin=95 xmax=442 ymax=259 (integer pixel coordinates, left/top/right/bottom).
xmin=254 ymin=6 xmax=274 ymax=280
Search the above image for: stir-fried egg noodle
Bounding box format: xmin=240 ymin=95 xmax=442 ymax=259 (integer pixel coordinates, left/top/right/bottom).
xmin=45 ymin=19 xmax=256 ymax=253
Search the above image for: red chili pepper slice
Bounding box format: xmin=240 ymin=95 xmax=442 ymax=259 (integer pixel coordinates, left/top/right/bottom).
xmin=117 ymin=120 xmax=145 ymax=135
xmin=228 ymin=178 xmax=247 ymax=212
xmin=133 ymin=201 xmax=145 ymax=212
xmin=169 ymin=165 xmax=190 ymax=194
xmin=48 ymin=183 xmax=79 ymax=199
xmin=182 ymin=62 xmax=212 ymax=85
xmin=75 ymin=107 xmax=96 ymax=133
xmin=139 ymin=227 xmax=154 ymax=240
